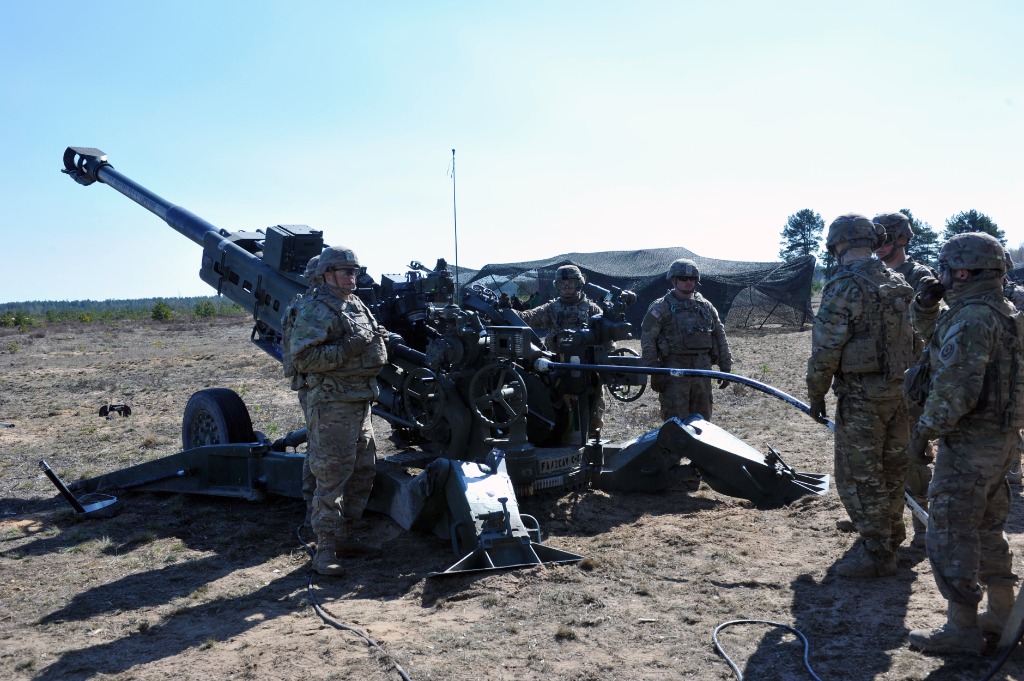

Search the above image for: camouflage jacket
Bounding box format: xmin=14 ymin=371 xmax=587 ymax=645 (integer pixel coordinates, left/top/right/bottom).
xmin=640 ymin=291 xmax=731 ymax=371
xmin=915 ymin=276 xmax=1024 ymax=437
xmin=290 ymin=286 xmax=388 ymax=404
xmin=807 ymin=258 xmax=915 ymax=401
xmin=519 ymin=295 xmax=602 ymax=348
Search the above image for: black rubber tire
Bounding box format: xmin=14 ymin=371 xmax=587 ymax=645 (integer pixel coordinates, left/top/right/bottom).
xmin=181 ymin=388 xmax=255 ymax=449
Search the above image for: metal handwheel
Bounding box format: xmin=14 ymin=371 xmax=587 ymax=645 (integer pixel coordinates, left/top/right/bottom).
xmin=402 ymin=367 xmax=447 ymax=430
xmin=606 ymin=347 xmax=647 ymax=403
xmin=467 ymin=362 xmax=529 ymax=428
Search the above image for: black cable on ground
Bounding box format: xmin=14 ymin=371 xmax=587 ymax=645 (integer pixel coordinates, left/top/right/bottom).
xmin=296 ymin=526 xmax=412 ymax=681
xmin=712 ymin=619 xmax=823 ymax=681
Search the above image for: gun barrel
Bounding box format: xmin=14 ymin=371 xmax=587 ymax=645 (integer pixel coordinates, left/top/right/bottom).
xmin=63 ymin=147 xmax=221 ymax=246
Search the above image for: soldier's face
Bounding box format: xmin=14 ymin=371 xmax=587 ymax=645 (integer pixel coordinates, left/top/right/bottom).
xmin=556 ymin=279 xmax=581 ymax=298
xmin=673 ymin=276 xmax=697 ymax=294
xmin=326 ymin=267 xmax=358 ymax=293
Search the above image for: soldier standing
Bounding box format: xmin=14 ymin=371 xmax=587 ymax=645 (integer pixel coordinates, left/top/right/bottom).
xmin=281 ymin=255 xmax=321 ymax=529
xmin=520 ymin=265 xmax=607 ymax=439
xmin=641 ymin=258 xmax=732 ymax=422
xmin=1002 ymin=251 xmax=1024 ymax=484
xmin=290 ymin=247 xmax=389 ymax=576
xmin=907 ymin=233 xmax=1024 ymax=654
xmin=807 ymin=214 xmax=916 ymax=578
xmin=873 ymin=211 xmax=941 ymax=550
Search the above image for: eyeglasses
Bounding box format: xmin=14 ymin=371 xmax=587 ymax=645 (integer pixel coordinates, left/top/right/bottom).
xmin=330 ymin=267 xmax=358 ymax=277
xmin=676 ymin=276 xmax=697 ymax=282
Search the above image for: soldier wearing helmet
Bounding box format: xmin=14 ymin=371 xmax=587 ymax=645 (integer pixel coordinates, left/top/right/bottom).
xmin=289 ymin=246 xmax=390 ymax=576
xmin=807 ymin=214 xmax=916 ymax=579
xmin=873 ymin=212 xmax=942 ymax=551
xmin=519 ymin=263 xmax=608 ymax=438
xmin=906 ymin=232 xmax=1024 ymax=654
xmin=640 ymin=257 xmax=732 ymax=422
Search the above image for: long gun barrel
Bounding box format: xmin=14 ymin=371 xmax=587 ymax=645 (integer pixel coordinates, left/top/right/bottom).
xmin=62 ymin=147 xmax=319 ymax=360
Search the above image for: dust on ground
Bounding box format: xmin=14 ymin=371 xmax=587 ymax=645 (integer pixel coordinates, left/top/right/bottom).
xmin=2 ymin=317 xmax=1023 ymax=680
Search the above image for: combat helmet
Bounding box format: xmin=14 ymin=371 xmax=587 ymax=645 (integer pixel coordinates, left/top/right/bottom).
xmin=315 ymin=247 xmax=360 ymax=278
xmin=303 ymin=255 xmax=322 ymax=286
xmin=554 ymin=264 xmax=585 ymax=285
xmin=938 ymin=232 xmax=1006 ymax=273
xmin=826 ymin=214 xmax=885 ymax=255
xmin=872 ymin=212 xmax=913 ymax=243
xmin=666 ymin=258 xmax=700 ymax=282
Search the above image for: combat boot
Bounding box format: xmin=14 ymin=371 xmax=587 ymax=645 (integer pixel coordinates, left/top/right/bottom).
xmin=335 ymin=522 xmax=382 ymax=557
xmin=834 ymin=546 xmax=897 ymax=578
xmin=302 ymin=506 xmax=313 ymax=530
xmin=908 ymin=601 xmax=986 ymax=655
xmin=312 ymin=535 xmax=344 ymax=576
xmin=835 ymin=518 xmax=856 ymax=533
xmin=978 ymin=584 xmax=1016 ymax=636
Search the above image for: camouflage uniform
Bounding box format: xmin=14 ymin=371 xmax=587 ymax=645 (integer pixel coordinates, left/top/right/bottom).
xmin=1005 ymin=281 xmax=1024 ymax=484
xmin=807 ymin=256 xmax=915 ymax=569
xmin=910 ymin=275 xmax=1022 ymax=607
xmin=291 ymin=284 xmax=388 ymax=542
xmin=893 ymin=257 xmax=940 ymax=543
xmin=641 ymin=291 xmax=731 ymax=421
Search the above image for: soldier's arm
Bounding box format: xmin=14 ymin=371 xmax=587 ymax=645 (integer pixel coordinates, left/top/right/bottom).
xmin=917 ymin=312 xmax=999 ymax=437
xmin=291 ymin=303 xmax=351 ymax=374
xmin=909 ymin=295 xmax=941 ymax=341
xmin=709 ymin=305 xmax=732 ymax=372
xmin=518 ymin=302 xmax=549 ymax=330
xmin=806 ymin=283 xmax=855 ymax=401
xmin=640 ymin=305 xmax=666 ymax=366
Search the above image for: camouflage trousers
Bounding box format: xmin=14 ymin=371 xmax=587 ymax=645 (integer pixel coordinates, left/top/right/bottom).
xmin=658 ymin=354 xmax=714 ymax=421
xmin=307 ymin=400 xmax=376 ymax=538
xmin=834 ymin=393 xmax=909 ymax=560
xmin=904 ymin=401 xmax=932 ymax=536
xmin=927 ymin=426 xmax=1018 ymax=606
xmin=298 ymin=389 xmax=316 ymax=506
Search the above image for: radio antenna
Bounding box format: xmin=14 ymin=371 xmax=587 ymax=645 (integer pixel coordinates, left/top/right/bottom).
xmin=450 ymin=148 xmax=461 ymax=305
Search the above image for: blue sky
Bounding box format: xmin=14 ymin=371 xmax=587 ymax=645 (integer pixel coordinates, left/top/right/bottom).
xmin=3 ymin=1 xmax=1022 ymax=302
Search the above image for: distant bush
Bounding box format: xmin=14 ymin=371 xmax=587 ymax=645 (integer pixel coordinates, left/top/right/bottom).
xmin=151 ymin=300 xmax=174 ymax=321
xmin=192 ymin=300 xmax=217 ymax=319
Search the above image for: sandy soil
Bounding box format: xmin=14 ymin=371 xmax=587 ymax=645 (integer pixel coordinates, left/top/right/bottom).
xmin=2 ymin=316 xmax=1023 ymax=680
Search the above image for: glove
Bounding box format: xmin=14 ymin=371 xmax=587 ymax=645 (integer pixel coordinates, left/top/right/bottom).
xmin=717 ymin=379 xmax=730 ymax=389
xmin=908 ymin=428 xmax=934 ymax=464
xmin=650 ymin=373 xmax=668 ymax=392
xmin=809 ymin=398 xmax=828 ymax=424
xmin=918 ymin=278 xmax=945 ymax=308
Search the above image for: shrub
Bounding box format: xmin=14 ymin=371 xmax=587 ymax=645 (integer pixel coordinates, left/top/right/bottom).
xmin=192 ymin=300 xmax=217 ymax=319
xmin=151 ymin=300 xmax=174 ymax=321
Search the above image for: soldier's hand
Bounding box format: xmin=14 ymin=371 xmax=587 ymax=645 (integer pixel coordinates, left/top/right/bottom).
xmin=649 ymin=373 xmax=668 ymax=393
xmin=809 ymin=398 xmax=828 ymax=424
xmin=717 ymin=379 xmax=730 ymax=389
xmin=918 ymin=278 xmax=945 ymax=308
xmin=908 ymin=429 xmax=934 ymax=464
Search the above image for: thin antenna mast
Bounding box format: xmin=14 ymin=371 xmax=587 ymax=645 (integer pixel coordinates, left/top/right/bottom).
xmin=451 ymin=148 xmax=460 ymax=304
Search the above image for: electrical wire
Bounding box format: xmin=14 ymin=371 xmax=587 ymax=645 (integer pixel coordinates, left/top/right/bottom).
xmin=712 ymin=619 xmax=822 ymax=681
xmin=978 ymin=618 xmax=1024 ymax=681
xmin=296 ymin=526 xmax=412 ymax=681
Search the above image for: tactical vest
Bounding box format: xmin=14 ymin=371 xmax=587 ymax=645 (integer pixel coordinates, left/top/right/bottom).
xmin=831 ymin=270 xmax=915 ymax=381
xmin=656 ymin=295 xmax=715 ymax=357
xmin=935 ymin=297 xmax=1024 ymax=429
xmin=546 ymin=299 xmax=594 ymax=346
xmin=315 ymin=294 xmax=388 ymax=373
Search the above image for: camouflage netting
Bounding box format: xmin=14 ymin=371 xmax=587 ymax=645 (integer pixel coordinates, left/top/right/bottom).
xmin=465 ymin=248 xmax=816 ymax=328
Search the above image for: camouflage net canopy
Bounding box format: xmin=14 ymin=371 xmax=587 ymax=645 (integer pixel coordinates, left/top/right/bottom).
xmin=464 ymin=248 xmax=816 ymax=328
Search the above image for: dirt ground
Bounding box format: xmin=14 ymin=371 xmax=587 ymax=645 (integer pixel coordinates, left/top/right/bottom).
xmin=2 ymin=315 xmax=1024 ymax=680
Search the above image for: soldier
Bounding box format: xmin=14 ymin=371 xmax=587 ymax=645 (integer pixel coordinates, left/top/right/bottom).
xmin=906 ymin=232 xmax=1024 ymax=654
xmin=873 ymin=211 xmax=941 ymax=550
xmin=520 ymin=264 xmax=607 ymax=439
xmin=290 ymin=247 xmax=390 ymax=576
xmin=280 ymin=255 xmax=321 ymax=529
xmin=807 ymin=214 xmax=916 ymax=578
xmin=641 ymin=258 xmax=732 ymax=422
xmin=1002 ymin=251 xmax=1024 ymax=485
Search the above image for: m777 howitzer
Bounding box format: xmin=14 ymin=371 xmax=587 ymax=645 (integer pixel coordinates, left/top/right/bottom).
xmin=60 ymin=146 xmax=829 ymax=576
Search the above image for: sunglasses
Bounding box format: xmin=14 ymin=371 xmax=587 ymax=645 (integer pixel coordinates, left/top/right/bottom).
xmin=330 ymin=267 xmax=358 ymax=277
xmin=676 ymin=276 xmax=697 ymax=282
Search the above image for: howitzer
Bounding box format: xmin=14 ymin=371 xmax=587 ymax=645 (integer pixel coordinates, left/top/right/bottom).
xmin=61 ymin=146 xmax=829 ymax=575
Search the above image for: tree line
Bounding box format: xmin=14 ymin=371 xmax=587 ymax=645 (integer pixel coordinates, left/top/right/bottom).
xmin=0 ymin=296 xmax=246 ymax=330
xmin=779 ymin=208 xmax=1016 ymax=267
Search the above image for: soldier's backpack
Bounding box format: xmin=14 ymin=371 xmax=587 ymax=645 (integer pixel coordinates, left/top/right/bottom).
xmin=831 ymin=269 xmax=916 ymax=381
